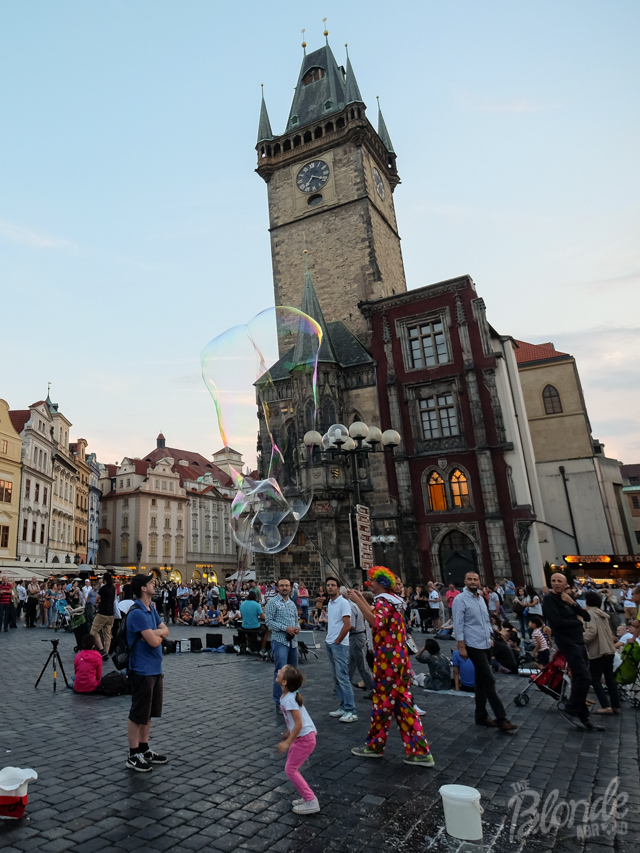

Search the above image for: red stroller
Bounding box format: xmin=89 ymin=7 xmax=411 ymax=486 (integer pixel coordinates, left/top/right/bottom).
xmin=514 ymin=652 xmax=571 ymax=710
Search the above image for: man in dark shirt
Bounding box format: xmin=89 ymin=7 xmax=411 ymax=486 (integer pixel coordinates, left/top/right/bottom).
xmin=543 ymin=573 xmax=603 ymax=732
xmin=89 ymin=573 xmax=116 ymax=657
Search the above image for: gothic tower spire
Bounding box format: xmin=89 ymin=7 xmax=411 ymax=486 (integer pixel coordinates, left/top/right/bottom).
xmin=256 ymin=85 xmax=273 ymax=145
xmin=376 ymin=96 xmax=395 ymax=154
xmin=344 ymin=46 xmax=364 ymax=106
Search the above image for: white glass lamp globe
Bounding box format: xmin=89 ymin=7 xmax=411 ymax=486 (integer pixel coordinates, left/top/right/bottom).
xmin=367 ymin=426 xmax=383 ymax=445
xmin=349 ymin=421 xmax=369 ymax=440
xmin=328 ymin=424 xmax=349 ymax=445
xmin=321 ymin=432 xmax=335 ymax=450
xmin=381 ymin=429 xmax=401 ymax=447
xmin=341 ymin=437 xmax=356 ymax=452
xmin=303 ymin=430 xmax=323 ymax=447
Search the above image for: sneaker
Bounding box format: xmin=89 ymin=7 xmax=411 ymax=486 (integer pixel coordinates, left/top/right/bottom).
xmin=329 ymin=708 xmax=345 ymax=717
xmin=143 ymin=749 xmax=168 ymax=764
xmin=351 ymin=745 xmax=383 ymax=759
xmin=414 ymin=705 xmax=426 ymax=716
xmin=292 ymin=798 xmax=305 ymax=806
xmin=126 ymin=752 xmax=152 ymax=772
xmin=339 ymin=712 xmax=358 ymax=723
xmin=403 ymin=753 xmax=435 ymax=768
xmin=560 ymin=711 xmax=587 ymax=732
xmin=292 ymin=797 xmax=320 ymax=815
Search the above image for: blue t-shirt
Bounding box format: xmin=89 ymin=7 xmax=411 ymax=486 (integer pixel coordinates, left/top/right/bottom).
xmin=240 ymin=599 xmax=262 ymax=630
xmin=452 ymin=649 xmax=476 ymax=687
xmin=126 ymin=601 xmax=163 ymax=676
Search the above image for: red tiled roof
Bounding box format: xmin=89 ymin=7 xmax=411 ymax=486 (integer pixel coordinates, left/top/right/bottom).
xmin=514 ymin=340 xmax=570 ymax=365
xmin=98 ymin=528 xmax=111 ymax=535
xmin=104 ymin=464 xmax=118 ymax=477
xmin=213 ymin=446 xmax=242 ymax=456
xmin=144 ymin=446 xmax=233 ymax=487
xmin=30 ymin=400 xmax=47 ymax=408
xmin=8 ymin=410 xmax=30 ymax=434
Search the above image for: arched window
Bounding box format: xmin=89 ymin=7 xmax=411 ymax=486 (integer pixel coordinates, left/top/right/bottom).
xmin=336 ymin=117 xmax=345 ymax=130
xmin=322 ymin=399 xmax=336 ymax=431
xmin=283 ymin=139 xmax=291 ymax=152
xmin=273 ymin=143 xmax=281 ymax=156
xmin=314 ymin=126 xmax=323 ymax=139
xmin=450 ymin=469 xmax=470 ymax=508
xmin=305 ymin=401 xmax=316 ymax=433
xmin=303 ymin=130 xmax=312 ymax=144
xmin=325 ymin=122 xmax=334 ymax=133
xmin=427 ymin=471 xmax=447 ymax=512
xmin=302 ymin=67 xmax=325 ymax=86
xmin=542 ymin=385 xmax=562 ymax=415
xmin=293 ymin=135 xmax=301 ymax=148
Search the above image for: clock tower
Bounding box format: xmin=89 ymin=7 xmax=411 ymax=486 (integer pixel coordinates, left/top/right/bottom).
xmin=256 ymin=40 xmax=407 ymax=346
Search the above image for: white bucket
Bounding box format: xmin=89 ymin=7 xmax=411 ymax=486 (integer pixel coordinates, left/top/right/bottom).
xmin=439 ymin=784 xmax=483 ymax=841
xmin=0 ymin=768 xmax=38 ymax=819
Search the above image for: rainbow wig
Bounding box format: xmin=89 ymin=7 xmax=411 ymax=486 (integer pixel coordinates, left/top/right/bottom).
xmin=367 ymin=566 xmax=396 ymax=589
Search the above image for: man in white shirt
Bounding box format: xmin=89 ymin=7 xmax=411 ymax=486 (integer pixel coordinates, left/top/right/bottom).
xmin=16 ymin=582 xmax=27 ymax=621
xmin=325 ymin=577 xmax=357 ymax=723
xmin=344 ymin=587 xmax=373 ymax=699
xmin=428 ymin=582 xmax=441 ymax=632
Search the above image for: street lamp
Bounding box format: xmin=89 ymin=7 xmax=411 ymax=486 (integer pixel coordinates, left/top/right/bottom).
xmin=371 ymin=534 xmax=397 ymax=560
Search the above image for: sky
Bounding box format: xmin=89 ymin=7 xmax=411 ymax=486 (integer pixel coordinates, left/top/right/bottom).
xmin=1 ymin=1 xmax=639 ymax=469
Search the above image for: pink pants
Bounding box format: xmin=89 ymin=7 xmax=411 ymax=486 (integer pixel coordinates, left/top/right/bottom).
xmin=285 ymin=732 xmax=316 ymax=801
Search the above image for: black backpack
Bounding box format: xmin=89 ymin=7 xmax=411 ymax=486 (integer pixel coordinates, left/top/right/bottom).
xmin=112 ymin=602 xmax=144 ymax=671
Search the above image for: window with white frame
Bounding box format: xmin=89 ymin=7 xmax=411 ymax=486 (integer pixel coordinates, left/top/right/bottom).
xmin=419 ymin=394 xmax=459 ymax=439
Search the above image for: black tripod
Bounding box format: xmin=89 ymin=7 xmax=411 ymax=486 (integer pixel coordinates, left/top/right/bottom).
xmin=35 ymin=638 xmax=70 ymax=690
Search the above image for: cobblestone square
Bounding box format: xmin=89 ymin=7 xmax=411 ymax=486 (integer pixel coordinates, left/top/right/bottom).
xmin=1 ymin=624 xmax=638 ymax=852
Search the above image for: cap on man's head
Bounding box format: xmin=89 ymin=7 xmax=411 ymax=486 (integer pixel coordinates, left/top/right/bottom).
xmin=131 ymin=573 xmax=154 ymax=598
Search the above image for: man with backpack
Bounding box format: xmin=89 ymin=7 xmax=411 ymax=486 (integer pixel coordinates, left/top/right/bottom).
xmin=125 ymin=573 xmax=170 ymax=772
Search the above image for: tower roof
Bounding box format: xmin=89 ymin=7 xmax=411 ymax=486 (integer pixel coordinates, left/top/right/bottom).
xmin=287 ymin=44 xmax=348 ymax=131
xmin=344 ymin=51 xmax=364 ymax=106
xmin=256 ymin=87 xmax=274 ymax=144
xmin=293 ymin=261 xmax=338 ymax=365
xmin=377 ymin=98 xmax=395 ymax=154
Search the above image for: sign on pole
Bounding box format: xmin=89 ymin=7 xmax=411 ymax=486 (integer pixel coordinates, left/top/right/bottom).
xmin=355 ymin=504 xmax=373 ymax=571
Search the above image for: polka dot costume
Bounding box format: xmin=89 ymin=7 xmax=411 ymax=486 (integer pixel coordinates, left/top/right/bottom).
xmin=364 ymin=596 xmax=431 ymax=757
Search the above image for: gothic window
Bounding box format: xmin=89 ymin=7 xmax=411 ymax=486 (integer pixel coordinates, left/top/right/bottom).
xmin=450 ymin=469 xmax=470 ymax=508
xmin=419 ymin=394 xmax=459 ymax=439
xmin=407 ymin=320 xmax=449 ymax=368
xmin=305 ymin=401 xmax=316 ymax=432
xmin=427 ymin=471 xmax=447 ymax=512
xmin=303 ymin=130 xmax=312 ymax=144
xmin=293 ymin=135 xmax=301 ymax=148
xmin=283 ymin=139 xmax=292 ymax=152
xmin=302 ymin=67 xmax=325 ymax=85
xmin=314 ymin=126 xmax=323 ymax=138
xmin=325 ymin=121 xmax=334 ymax=133
xmin=542 ymin=385 xmax=562 ymax=415
xmin=321 ymin=399 xmax=336 ymax=431
xmin=336 ymin=117 xmax=345 ymax=130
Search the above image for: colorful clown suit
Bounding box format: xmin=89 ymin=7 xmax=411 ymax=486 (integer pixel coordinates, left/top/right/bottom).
xmin=365 ymin=594 xmax=431 ymax=756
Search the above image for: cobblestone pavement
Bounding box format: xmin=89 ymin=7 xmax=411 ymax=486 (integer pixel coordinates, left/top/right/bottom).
xmin=0 ymin=622 xmax=638 ymax=853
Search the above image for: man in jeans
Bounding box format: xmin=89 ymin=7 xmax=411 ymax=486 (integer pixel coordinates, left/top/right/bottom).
xmin=265 ymin=578 xmax=299 ymax=711
xmin=325 ymin=577 xmax=358 ymax=723
xmin=543 ymin=573 xmax=603 ymax=732
xmin=452 ymin=571 xmax=517 ymax=734
xmin=344 ymin=586 xmax=373 ymax=699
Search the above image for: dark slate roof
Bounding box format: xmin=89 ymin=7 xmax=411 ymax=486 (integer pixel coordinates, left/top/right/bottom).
xmin=256 ymin=88 xmax=273 ymax=144
xmin=294 ymin=264 xmax=338 ymax=364
xmin=287 ymin=44 xmax=347 ymax=131
xmin=326 ymin=321 xmax=373 ymax=366
xmin=377 ymin=99 xmax=395 ymax=154
xmin=344 ymin=53 xmax=364 ymax=106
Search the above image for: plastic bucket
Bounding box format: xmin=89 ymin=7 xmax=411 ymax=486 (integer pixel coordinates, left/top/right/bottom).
xmin=439 ymin=784 xmax=483 ymax=841
xmin=0 ymin=768 xmax=38 ymax=820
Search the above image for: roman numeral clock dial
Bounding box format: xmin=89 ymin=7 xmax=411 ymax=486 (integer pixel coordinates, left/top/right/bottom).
xmin=296 ymin=160 xmax=330 ymax=194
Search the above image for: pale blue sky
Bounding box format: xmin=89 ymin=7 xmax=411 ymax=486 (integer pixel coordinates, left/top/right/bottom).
xmin=1 ymin=1 xmax=638 ymax=467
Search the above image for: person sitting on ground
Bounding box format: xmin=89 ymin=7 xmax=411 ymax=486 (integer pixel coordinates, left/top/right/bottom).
xmin=226 ymin=607 xmax=242 ymax=628
xmin=317 ymin=608 xmax=328 ymax=631
xmin=491 ymin=629 xmax=519 ymax=674
xmin=208 ymin=606 xmax=222 ymax=627
xmin=177 ymin=605 xmax=193 ymax=625
xmin=528 ymin=615 xmax=550 ymax=666
xmin=452 ymin=646 xmax=476 ymax=692
xmin=489 ymin=614 xmax=503 ymax=633
xmin=73 ymin=635 xmax=104 ymax=693
xmin=415 ymin=638 xmax=452 ymax=690
xmin=192 ymin=605 xmax=208 ymax=626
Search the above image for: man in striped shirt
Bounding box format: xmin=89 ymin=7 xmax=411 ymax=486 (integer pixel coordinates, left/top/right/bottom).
xmin=265 ymin=578 xmax=299 ymax=710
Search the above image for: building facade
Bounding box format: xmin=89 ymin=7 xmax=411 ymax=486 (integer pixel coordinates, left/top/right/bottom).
xmin=515 ymin=341 xmax=633 ymax=562
xmin=87 ymin=452 xmax=101 ymax=566
xmin=361 ymin=277 xmax=545 ymax=587
xmin=70 ymin=439 xmax=90 ymax=564
xmin=0 ymin=399 xmax=23 ymax=561
xmin=8 ymin=400 xmax=54 ymax=563
xmin=47 ymin=397 xmax=79 ymax=565
xmin=621 ymin=464 xmax=640 ymax=551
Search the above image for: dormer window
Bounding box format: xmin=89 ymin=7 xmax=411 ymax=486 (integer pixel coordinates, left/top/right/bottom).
xmin=290 ymin=115 xmax=299 ymax=126
xmin=302 ymin=67 xmax=325 ymax=86
xmin=323 ymin=99 xmax=333 ymax=111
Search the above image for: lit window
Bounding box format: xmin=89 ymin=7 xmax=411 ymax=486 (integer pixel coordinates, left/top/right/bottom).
xmin=176 ymin=540 xmax=183 ymax=557
xmin=0 ymin=525 xmax=8 ymax=548
xmin=121 ymin=538 xmax=129 ymax=558
xmin=419 ymin=395 xmax=459 ymax=439
xmin=407 ymin=321 xmax=449 ymax=368
xmin=542 ymin=385 xmax=562 ymax=415
xmin=427 ymin=471 xmax=447 ymax=511
xmin=451 ymin=469 xmax=470 ymax=508
xmin=149 ymin=539 xmax=157 ymax=557
xmin=163 ymin=539 xmax=171 ymax=557
xmin=1 ymin=480 xmax=13 ymax=503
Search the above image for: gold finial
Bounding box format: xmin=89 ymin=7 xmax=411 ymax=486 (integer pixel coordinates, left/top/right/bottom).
xmin=302 ymin=231 xmax=307 ymax=253
xmin=301 ymin=28 xmax=306 ymax=51
xmin=323 ymin=17 xmax=328 ymax=39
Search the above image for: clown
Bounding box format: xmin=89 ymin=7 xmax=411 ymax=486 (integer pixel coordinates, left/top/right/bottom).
xmin=348 ymin=567 xmax=434 ymax=766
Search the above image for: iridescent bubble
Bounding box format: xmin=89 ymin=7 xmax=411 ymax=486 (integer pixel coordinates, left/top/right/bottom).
xmin=201 ymin=307 xmax=321 ymax=554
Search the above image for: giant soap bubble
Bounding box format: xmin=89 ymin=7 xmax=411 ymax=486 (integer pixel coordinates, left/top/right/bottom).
xmin=201 ymin=307 xmax=321 ymax=554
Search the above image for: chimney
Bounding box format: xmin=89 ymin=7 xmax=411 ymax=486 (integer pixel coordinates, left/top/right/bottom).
xmin=157 ymin=432 xmax=166 ymax=449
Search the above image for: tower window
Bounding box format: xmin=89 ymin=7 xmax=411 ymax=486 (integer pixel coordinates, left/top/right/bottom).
xmin=303 ymin=131 xmax=312 ymax=144
xmin=308 ymin=194 xmax=323 ymax=207
xmin=542 ymin=385 xmax=562 ymax=415
xmin=427 ymin=471 xmax=447 ymax=512
xmin=290 ymin=115 xmax=299 ymax=126
xmin=302 ymin=67 xmax=325 ymax=86
xmin=323 ymin=100 xmax=332 ymax=112
xmin=314 ymin=126 xmax=323 ymax=139
xmin=325 ymin=122 xmax=334 ymax=133
xmin=293 ymin=135 xmax=301 ymax=148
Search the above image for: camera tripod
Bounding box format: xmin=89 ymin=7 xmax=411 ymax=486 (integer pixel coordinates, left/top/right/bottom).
xmin=35 ymin=638 xmax=70 ymax=691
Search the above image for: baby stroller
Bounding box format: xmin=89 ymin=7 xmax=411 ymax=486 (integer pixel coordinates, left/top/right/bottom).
xmin=54 ymin=602 xmax=84 ymax=634
xmin=514 ymin=651 xmax=571 ymax=710
xmin=616 ymin=641 xmax=640 ymax=709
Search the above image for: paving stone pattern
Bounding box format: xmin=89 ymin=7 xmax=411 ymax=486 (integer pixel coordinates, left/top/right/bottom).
xmin=0 ymin=623 xmax=638 ymax=852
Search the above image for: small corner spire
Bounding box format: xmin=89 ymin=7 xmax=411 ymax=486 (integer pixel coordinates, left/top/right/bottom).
xmin=256 ymin=84 xmax=274 ymax=145
xmin=376 ymin=95 xmax=395 ymax=154
xmin=345 ymin=46 xmax=364 ymax=106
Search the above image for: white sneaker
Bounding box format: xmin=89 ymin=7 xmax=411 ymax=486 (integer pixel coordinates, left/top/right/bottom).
xmin=292 ymin=797 xmax=305 ymax=806
xmin=329 ymin=708 xmax=345 ymax=717
xmin=339 ymin=711 xmax=358 ymax=723
xmin=292 ymin=796 xmax=320 ymax=815
xmin=414 ymin=705 xmax=426 ymax=716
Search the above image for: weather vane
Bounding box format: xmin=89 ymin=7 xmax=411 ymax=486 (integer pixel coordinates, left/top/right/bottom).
xmin=301 ymin=28 xmax=306 ymax=53
xmin=323 ymin=17 xmax=329 ymax=41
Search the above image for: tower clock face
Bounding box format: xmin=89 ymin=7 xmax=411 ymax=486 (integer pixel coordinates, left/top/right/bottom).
xmin=296 ymin=160 xmax=330 ymax=193
xmin=372 ymin=167 xmax=386 ymax=200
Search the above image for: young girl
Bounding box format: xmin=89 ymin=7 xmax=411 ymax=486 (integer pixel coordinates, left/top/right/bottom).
xmin=529 ymin=615 xmax=550 ymax=667
xmin=276 ymin=665 xmax=319 ymax=815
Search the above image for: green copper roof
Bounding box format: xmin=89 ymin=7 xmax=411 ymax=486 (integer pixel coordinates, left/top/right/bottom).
xmin=286 ymin=44 xmax=347 ymax=131
xmin=256 ymin=88 xmax=274 ymax=144
xmin=344 ymin=52 xmax=363 ymax=106
xmin=377 ymin=98 xmax=395 ymax=154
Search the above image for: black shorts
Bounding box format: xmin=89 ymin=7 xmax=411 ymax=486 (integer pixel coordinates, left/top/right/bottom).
xmin=129 ymin=672 xmax=163 ymax=725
